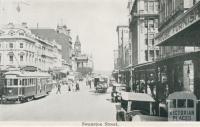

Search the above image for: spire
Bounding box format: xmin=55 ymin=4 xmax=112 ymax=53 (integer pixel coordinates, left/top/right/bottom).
xmin=76 ymin=35 xmax=80 ymax=43
xmin=74 ymin=35 xmax=81 ymax=56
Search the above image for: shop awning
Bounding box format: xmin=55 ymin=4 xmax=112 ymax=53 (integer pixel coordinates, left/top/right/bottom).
xmin=121 ymin=92 xmax=155 ymax=102
xmin=155 ymin=2 xmax=200 ymax=46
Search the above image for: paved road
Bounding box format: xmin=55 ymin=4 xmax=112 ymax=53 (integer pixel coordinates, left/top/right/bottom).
xmin=0 ymin=81 xmax=116 ymax=121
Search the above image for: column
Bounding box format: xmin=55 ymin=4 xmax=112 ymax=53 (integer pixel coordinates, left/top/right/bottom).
xmin=193 ymin=58 xmax=200 ymax=121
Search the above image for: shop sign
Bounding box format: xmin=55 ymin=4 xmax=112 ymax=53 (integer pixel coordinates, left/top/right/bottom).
xmin=155 ymin=2 xmax=200 ymax=45
xmin=168 ymin=109 xmax=195 ymax=121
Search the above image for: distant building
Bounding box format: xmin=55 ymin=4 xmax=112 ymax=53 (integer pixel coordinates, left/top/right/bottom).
xmin=113 ymin=49 xmax=119 ymax=70
xmin=116 ymin=26 xmax=130 ymax=69
xmin=30 ymin=24 xmax=72 ymax=72
xmin=74 ymin=35 xmax=81 ymax=57
xmin=72 ymin=35 xmax=93 ymax=76
xmin=0 ymin=23 xmax=62 ymax=72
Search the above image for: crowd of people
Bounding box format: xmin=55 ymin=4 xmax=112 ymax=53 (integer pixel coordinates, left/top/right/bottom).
xmin=55 ymin=79 xmax=80 ymax=94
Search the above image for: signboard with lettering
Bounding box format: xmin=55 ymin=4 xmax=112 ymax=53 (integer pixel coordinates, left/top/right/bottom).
xmin=155 ymin=2 xmax=200 ymax=45
xmin=167 ymin=91 xmax=197 ymax=121
xmin=168 ymin=109 xmax=195 ymax=121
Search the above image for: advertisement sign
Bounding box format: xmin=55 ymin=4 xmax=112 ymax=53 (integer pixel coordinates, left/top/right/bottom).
xmin=167 ymin=91 xmax=197 ymax=121
xmin=168 ymin=109 xmax=195 ymax=121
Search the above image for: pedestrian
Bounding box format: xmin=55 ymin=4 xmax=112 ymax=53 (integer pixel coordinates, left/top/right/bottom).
xmin=56 ymin=83 xmax=61 ymax=94
xmin=68 ymin=85 xmax=71 ymax=92
xmin=89 ymin=80 xmax=91 ymax=89
xmin=76 ymin=82 xmax=80 ymax=91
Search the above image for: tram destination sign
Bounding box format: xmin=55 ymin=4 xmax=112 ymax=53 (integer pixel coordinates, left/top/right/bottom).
xmin=155 ymin=2 xmax=200 ymax=45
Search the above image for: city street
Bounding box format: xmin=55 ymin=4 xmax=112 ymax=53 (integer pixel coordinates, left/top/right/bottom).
xmin=0 ymin=81 xmax=116 ymax=121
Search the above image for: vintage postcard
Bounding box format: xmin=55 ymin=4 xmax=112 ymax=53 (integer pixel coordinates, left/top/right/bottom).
xmin=0 ymin=0 xmax=200 ymax=127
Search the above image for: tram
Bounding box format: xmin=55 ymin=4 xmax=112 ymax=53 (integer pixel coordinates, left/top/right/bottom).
xmin=0 ymin=70 xmax=53 ymax=102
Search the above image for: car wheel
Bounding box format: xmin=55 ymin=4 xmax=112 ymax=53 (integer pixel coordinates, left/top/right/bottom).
xmin=116 ymin=111 xmax=125 ymax=121
xmin=125 ymin=113 xmax=132 ymax=121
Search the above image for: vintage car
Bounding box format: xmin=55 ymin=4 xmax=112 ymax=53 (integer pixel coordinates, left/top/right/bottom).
xmin=116 ymin=92 xmax=167 ymax=121
xmin=111 ymin=83 xmax=126 ymax=103
xmin=94 ymin=77 xmax=108 ymax=93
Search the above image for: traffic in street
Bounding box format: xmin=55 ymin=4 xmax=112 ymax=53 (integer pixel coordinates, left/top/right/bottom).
xmin=0 ymin=80 xmax=116 ymax=121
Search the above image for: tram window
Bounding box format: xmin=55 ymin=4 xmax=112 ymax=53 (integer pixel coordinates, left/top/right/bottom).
xmin=177 ymin=99 xmax=186 ymax=108
xmin=19 ymin=80 xmax=21 ymax=85
xmin=22 ymin=79 xmax=25 ymax=85
xmin=25 ymin=79 xmax=27 ymax=86
xmin=28 ymin=79 xmax=30 ymax=86
xmin=28 ymin=79 xmax=29 ymax=86
xmin=14 ymin=79 xmax=18 ymax=85
xmin=170 ymin=100 xmax=177 ymax=108
xmin=187 ymin=99 xmax=194 ymax=108
xmin=7 ymin=79 xmax=11 ymax=86
xmin=30 ymin=79 xmax=32 ymax=85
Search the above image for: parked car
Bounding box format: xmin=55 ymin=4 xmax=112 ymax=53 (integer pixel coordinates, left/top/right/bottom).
xmin=111 ymin=83 xmax=126 ymax=103
xmin=116 ymin=92 xmax=158 ymax=121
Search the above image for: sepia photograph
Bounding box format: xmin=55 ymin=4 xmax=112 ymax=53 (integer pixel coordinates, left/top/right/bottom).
xmin=0 ymin=0 xmax=200 ymax=126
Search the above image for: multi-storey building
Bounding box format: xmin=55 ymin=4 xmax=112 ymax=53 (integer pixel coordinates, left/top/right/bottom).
xmin=116 ymin=26 xmax=130 ymax=69
xmin=115 ymin=26 xmax=132 ymax=85
xmin=0 ymin=23 xmax=62 ymax=72
xmin=129 ymin=0 xmax=159 ymax=66
xmin=154 ymin=0 xmax=200 ymax=119
xmin=31 ymin=24 xmax=72 ymax=71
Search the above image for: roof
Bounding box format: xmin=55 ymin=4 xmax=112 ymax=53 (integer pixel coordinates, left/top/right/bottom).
xmin=30 ymin=28 xmax=72 ymax=45
xmin=113 ymin=83 xmax=126 ymax=87
xmin=5 ymin=71 xmax=51 ymax=77
xmin=167 ymin=91 xmax=197 ymax=100
xmin=121 ymin=92 xmax=155 ymax=102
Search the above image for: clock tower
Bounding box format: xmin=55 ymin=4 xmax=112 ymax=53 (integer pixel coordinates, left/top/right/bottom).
xmin=74 ymin=35 xmax=81 ymax=56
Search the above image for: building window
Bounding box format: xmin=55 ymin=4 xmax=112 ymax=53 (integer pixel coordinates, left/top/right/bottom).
xmin=9 ymin=43 xmax=13 ymax=48
xmin=9 ymin=55 xmax=13 ymax=62
xmin=149 ymin=1 xmax=154 ymax=12
xmin=20 ymin=43 xmax=23 ymax=48
xmin=144 ymin=1 xmax=148 ymax=12
xmin=145 ymin=39 xmax=148 ymax=45
xmin=149 ymin=39 xmax=154 ymax=46
xmin=156 ymin=50 xmax=159 ymax=57
xmin=149 ymin=19 xmax=154 ymax=28
xmin=145 ymin=20 xmax=148 ymax=28
xmin=20 ymin=55 xmax=23 ymax=61
xmin=155 ymin=2 xmax=159 ymax=11
xmin=154 ymin=19 xmax=158 ymax=28
xmin=145 ymin=50 xmax=148 ymax=61
xmin=150 ymin=50 xmax=154 ymax=61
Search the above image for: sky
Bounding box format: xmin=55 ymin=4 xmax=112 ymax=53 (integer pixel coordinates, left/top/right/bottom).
xmin=0 ymin=0 xmax=129 ymax=72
